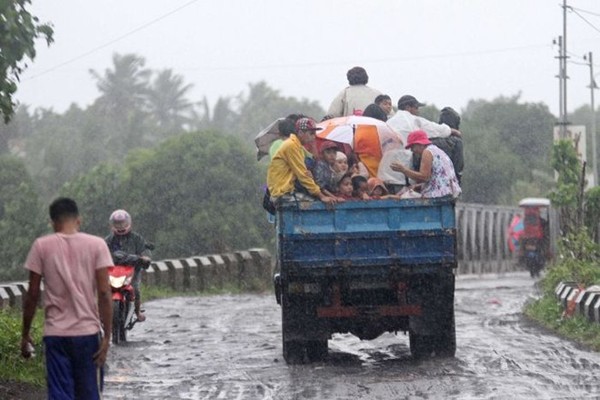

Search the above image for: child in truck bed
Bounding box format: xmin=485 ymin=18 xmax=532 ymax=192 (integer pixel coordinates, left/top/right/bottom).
xmin=335 ymin=173 xmax=356 ymax=200
xmin=368 ymin=177 xmax=401 ymax=200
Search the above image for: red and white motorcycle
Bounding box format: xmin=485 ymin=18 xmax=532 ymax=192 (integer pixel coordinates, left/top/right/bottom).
xmin=107 ymin=250 xmax=152 ymax=344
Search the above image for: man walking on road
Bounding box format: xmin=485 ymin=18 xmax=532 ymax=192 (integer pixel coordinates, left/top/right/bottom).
xmin=21 ymin=197 xmax=114 ymax=400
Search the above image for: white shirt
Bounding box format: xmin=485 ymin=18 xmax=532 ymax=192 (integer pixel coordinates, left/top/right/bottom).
xmin=386 ymin=110 xmax=451 ymax=143
xmin=327 ymin=85 xmax=382 ymax=117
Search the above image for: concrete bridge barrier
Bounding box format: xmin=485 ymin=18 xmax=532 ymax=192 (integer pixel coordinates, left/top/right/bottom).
xmin=2 ymin=248 xmax=273 ymax=310
xmin=555 ymin=282 xmax=600 ymax=324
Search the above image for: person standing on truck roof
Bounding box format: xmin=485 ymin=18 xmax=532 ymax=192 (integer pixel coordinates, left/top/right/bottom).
xmin=390 ymin=130 xmax=461 ymax=199
xmin=375 ymin=94 xmax=394 ymax=117
xmin=267 ymin=117 xmax=339 ymax=204
xmin=327 ymin=66 xmax=382 ymax=117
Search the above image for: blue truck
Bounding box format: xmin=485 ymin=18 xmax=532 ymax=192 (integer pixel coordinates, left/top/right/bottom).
xmin=273 ymin=197 xmax=457 ymax=363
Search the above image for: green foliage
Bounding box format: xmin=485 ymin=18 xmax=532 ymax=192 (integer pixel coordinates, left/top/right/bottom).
xmin=459 ymin=94 xmax=556 ymax=205
xmin=0 ymin=309 xmax=45 ymax=385
xmin=541 ymin=229 xmax=600 ymax=294
xmin=462 ymin=94 xmax=554 ymax=172
xmin=461 ymin=127 xmax=521 ymax=204
xmin=0 ymin=0 xmax=53 ymax=124
xmin=60 ymin=163 xmax=124 ymax=237
xmin=526 ymin=227 xmax=600 ymax=350
xmin=59 ymin=131 xmax=271 ymax=260
xmin=118 ymin=130 xmax=271 ymax=258
xmin=0 ymin=155 xmax=46 ymax=280
xmin=197 ymin=81 xmax=326 ymax=144
xmin=549 ymin=140 xmax=584 ymax=234
xmin=584 ymin=186 xmax=600 ymax=241
xmin=524 ymin=296 xmax=600 ymax=351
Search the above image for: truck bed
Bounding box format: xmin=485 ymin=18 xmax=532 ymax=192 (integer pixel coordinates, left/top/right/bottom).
xmin=277 ymin=198 xmax=457 ymax=274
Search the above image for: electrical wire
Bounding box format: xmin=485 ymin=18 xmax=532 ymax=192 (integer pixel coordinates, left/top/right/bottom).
xmin=568 ymin=5 xmax=600 ymax=18
xmin=25 ymin=0 xmax=201 ymax=81
xmin=569 ymin=7 xmax=600 ymax=35
xmin=176 ymin=43 xmax=552 ymax=72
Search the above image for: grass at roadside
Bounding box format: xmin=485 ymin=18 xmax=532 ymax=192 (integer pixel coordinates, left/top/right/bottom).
xmin=0 ymin=309 xmax=45 ymax=386
xmin=522 ymin=229 xmax=600 ymax=352
xmin=525 ymin=288 xmax=600 ymax=352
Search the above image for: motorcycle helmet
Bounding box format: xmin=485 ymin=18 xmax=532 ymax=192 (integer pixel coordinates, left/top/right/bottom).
xmin=109 ymin=209 xmax=132 ymax=235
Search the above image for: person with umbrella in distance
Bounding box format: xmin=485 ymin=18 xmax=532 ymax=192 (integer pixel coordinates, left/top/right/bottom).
xmin=267 ymin=117 xmax=339 ymax=205
xmin=328 ymin=66 xmax=382 ymax=117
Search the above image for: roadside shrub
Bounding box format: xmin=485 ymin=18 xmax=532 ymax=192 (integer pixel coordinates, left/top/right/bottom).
xmin=0 ymin=309 xmax=44 ymax=385
xmin=541 ymin=228 xmax=600 ymax=294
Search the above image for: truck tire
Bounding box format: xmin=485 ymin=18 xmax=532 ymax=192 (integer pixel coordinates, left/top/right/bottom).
xmin=433 ymin=309 xmax=456 ymax=357
xmin=282 ymin=337 xmax=305 ymax=364
xmin=409 ymin=332 xmax=433 ymax=359
xmin=281 ymin=292 xmax=306 ymax=364
xmin=306 ymin=340 xmax=328 ymax=362
xmin=433 ymin=274 xmax=456 ymax=357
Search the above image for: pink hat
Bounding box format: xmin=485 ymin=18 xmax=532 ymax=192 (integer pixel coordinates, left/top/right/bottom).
xmin=405 ymin=130 xmax=431 ymax=149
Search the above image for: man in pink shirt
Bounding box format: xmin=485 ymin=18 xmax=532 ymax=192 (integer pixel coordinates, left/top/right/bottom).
xmin=21 ymin=198 xmax=113 ymax=400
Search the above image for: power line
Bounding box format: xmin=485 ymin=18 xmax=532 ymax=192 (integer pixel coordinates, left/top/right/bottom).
xmin=25 ymin=0 xmax=201 ymax=81
xmin=568 ymin=5 xmax=600 ymax=18
xmin=177 ymin=43 xmax=552 ymax=72
xmin=569 ymin=7 xmax=600 ymax=35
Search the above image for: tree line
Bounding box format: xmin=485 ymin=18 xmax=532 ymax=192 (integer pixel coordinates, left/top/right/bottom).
xmin=1 ymin=51 xmax=599 ymax=281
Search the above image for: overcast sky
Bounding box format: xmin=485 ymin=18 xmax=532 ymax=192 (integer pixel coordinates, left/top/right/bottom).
xmin=15 ymin=0 xmax=600 ymax=117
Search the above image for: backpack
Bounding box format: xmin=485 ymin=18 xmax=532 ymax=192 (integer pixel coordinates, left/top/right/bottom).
xmin=262 ymin=187 xmax=276 ymax=215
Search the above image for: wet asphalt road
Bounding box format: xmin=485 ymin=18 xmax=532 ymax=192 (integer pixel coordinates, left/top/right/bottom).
xmin=103 ymin=273 xmax=600 ymax=399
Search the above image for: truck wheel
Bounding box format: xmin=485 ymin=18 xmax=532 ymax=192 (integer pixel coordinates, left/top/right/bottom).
xmin=432 ymin=274 xmax=456 ymax=358
xmin=306 ymin=340 xmax=328 ymax=362
xmin=409 ymin=332 xmax=433 ymax=359
xmin=282 ymin=339 xmax=306 ymax=364
xmin=433 ymin=310 xmax=456 ymax=357
xmin=281 ymin=293 xmax=306 ymax=364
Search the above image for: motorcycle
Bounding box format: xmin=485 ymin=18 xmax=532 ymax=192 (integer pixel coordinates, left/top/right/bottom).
xmin=108 ymin=248 xmax=153 ymax=344
xmin=517 ymin=198 xmax=553 ymax=278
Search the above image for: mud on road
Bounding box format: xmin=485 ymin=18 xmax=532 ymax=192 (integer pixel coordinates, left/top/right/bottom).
xmin=103 ymin=274 xmax=600 ymax=399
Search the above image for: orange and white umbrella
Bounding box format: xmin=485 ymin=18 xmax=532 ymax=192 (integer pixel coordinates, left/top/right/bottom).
xmin=316 ymin=116 xmax=403 ymax=176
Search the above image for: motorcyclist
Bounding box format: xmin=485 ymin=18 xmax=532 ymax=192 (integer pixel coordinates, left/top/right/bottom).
xmin=105 ymin=209 xmax=151 ymax=322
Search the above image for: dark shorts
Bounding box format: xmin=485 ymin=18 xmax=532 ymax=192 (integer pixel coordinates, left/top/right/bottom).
xmin=44 ymin=333 xmax=103 ymax=400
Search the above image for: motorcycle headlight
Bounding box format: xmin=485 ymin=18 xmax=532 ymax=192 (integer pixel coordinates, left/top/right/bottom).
xmin=109 ymin=275 xmax=127 ymax=288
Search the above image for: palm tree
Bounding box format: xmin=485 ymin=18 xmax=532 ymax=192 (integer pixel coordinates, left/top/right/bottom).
xmin=146 ymin=69 xmax=194 ymax=139
xmin=89 ymin=53 xmax=152 ymax=155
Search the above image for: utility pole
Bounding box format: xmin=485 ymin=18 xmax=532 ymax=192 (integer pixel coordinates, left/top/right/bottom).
xmin=556 ymin=0 xmax=569 ymax=137
xmin=555 ymin=36 xmax=564 ymax=136
xmin=584 ymin=52 xmax=598 ymax=186
xmin=562 ymin=0 xmax=568 ymax=128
